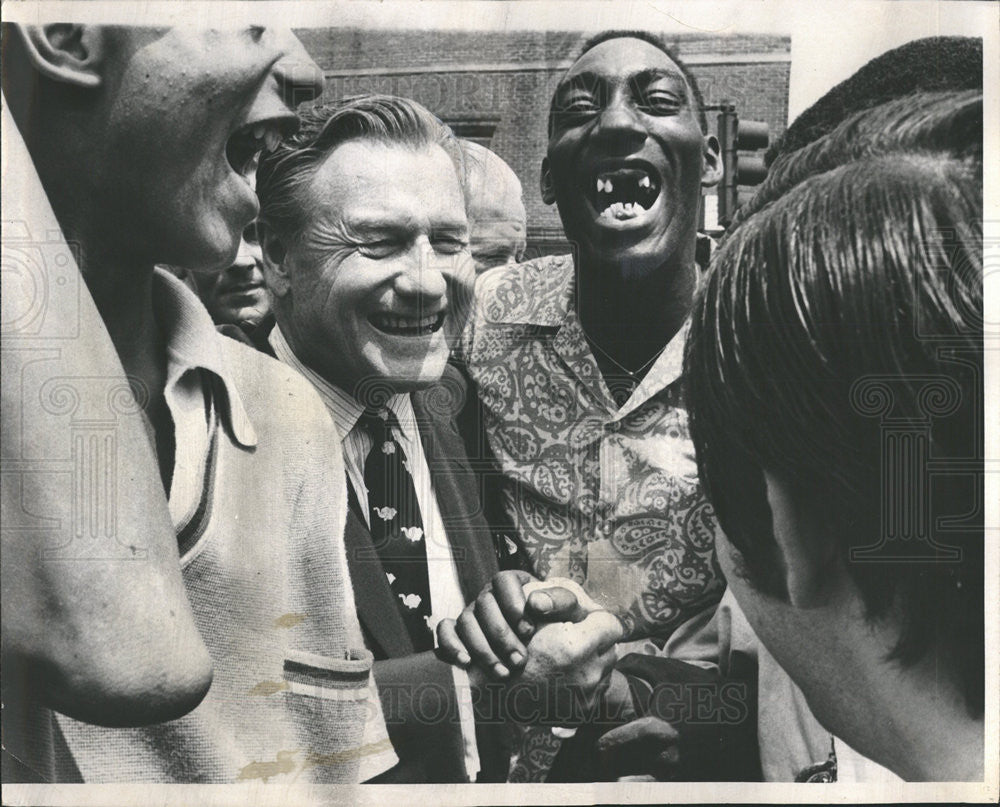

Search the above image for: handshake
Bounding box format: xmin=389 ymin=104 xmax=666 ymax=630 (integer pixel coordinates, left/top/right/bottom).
xmin=436 ymin=570 xmax=631 ymax=728
xmin=435 ymin=571 xmax=753 ymax=782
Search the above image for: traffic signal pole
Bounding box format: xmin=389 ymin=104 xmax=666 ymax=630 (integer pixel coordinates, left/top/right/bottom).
xmin=706 ymin=102 xmax=770 ymax=228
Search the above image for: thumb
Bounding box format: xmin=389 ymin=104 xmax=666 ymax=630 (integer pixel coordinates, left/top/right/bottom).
xmin=576 ymin=609 xmax=626 ymax=655
xmin=525 ymin=586 xmax=587 ymax=623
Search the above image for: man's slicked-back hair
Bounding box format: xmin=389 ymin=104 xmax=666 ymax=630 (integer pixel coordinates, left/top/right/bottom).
xmin=685 ymin=91 xmax=983 ymax=714
xmin=549 ymin=30 xmax=708 ymax=135
xmin=256 ymin=94 xmax=463 ymax=243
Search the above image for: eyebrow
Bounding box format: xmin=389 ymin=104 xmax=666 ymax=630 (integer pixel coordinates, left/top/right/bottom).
xmin=556 ymin=66 xmax=687 ymax=94
xmin=347 ymin=216 xmax=414 ymax=236
xmin=346 ymin=214 xmax=468 ymax=238
xmin=632 ymin=68 xmax=687 ymax=89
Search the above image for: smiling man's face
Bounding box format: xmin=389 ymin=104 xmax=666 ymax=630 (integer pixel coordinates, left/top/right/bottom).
xmin=543 ymin=37 xmax=718 ymax=278
xmin=279 ymin=139 xmax=473 ymax=397
xmin=101 ymin=26 xmax=323 ymax=273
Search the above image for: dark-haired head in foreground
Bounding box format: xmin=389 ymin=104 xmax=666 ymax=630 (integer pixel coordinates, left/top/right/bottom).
xmin=685 ymin=90 xmax=983 ymax=780
xmin=765 ymin=35 xmax=982 ymax=166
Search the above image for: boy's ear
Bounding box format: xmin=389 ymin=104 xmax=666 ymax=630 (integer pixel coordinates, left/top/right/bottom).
xmin=701 ymin=134 xmax=723 ymax=188
xmin=18 ymin=25 xmax=107 ymax=89
xmin=540 ymin=157 xmax=556 ymax=206
xmin=763 ymin=472 xmax=839 ymax=609
xmin=256 ymin=221 xmax=291 ymax=298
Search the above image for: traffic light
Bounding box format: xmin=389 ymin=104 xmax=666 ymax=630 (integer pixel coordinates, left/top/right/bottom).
xmin=716 ymin=104 xmax=770 ymax=227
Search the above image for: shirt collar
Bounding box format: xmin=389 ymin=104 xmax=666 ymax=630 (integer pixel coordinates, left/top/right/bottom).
xmin=478 ymin=254 xmax=688 ymax=410
xmin=619 ymin=318 xmax=689 ymax=416
xmin=268 ymin=323 xmax=412 ymax=439
xmin=152 ymin=268 xmax=257 ymax=447
xmin=474 ymin=254 xmax=576 ymax=328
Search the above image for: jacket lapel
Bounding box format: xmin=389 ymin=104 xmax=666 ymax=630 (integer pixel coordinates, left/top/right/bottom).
xmin=412 ymin=386 xmax=498 ymax=602
xmin=343 ymin=485 xmax=414 ymax=659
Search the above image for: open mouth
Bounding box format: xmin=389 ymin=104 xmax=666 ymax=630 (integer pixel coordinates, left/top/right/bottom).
xmin=591 ymin=166 xmax=661 ymax=221
xmin=225 ymin=120 xmax=286 ymax=182
xmin=369 ymin=311 xmax=446 ymax=337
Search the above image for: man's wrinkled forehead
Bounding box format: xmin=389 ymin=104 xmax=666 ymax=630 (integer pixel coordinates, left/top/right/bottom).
xmin=559 ymin=37 xmax=688 ymax=94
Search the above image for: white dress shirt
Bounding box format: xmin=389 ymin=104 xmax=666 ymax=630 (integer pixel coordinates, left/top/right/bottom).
xmin=270 ymin=324 xmax=481 ymax=782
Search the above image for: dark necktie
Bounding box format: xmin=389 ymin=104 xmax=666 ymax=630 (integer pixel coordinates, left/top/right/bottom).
xmin=360 ymin=408 xmax=434 ymax=652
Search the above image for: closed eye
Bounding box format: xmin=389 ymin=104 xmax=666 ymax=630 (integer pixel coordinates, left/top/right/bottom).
xmin=562 ymin=96 xmax=600 ymax=114
xmin=639 ymin=91 xmax=682 ymax=115
xmin=358 ymin=240 xmax=401 ymax=259
xmin=432 ymin=236 xmax=469 ymax=255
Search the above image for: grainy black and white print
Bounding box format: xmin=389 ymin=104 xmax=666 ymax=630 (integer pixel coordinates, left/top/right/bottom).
xmin=1 ymin=1 xmax=996 ymax=805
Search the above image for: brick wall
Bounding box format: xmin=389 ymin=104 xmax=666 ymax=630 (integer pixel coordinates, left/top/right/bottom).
xmin=296 ymin=29 xmax=790 ymax=251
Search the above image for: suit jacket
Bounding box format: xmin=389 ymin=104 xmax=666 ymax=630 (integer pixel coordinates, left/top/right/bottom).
xmin=249 ymin=317 xmax=510 ymax=783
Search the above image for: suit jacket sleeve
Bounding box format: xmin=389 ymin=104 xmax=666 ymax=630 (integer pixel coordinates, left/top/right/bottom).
xmin=369 ymin=652 xmax=468 ymax=783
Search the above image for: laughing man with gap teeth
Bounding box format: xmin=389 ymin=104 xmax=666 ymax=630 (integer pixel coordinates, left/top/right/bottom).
xmin=437 ymin=31 xmax=749 ymax=782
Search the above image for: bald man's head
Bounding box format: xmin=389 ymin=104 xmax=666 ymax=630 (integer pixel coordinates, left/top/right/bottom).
xmin=460 ymin=141 xmax=527 ymax=274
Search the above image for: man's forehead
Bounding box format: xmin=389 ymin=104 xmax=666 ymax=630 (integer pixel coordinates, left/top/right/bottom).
xmin=313 ymin=140 xmax=460 ymax=192
xmin=306 ymin=139 xmax=467 ymax=224
xmin=562 ymin=37 xmax=686 ymax=85
xmin=467 ymin=163 xmax=523 ymax=215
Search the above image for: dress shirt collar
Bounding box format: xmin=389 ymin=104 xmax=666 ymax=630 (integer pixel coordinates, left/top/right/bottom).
xmin=152 ymin=268 xmax=257 ymax=447
xmin=269 ymin=323 xmax=412 ymax=439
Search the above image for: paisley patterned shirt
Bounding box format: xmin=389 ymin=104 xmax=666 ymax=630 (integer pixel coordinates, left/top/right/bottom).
xmin=463 ymin=254 xmax=724 ymax=641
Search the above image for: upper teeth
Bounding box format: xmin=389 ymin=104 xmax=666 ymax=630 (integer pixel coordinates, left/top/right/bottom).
xmin=374 ymin=313 xmax=441 ymax=330
xmin=596 ymin=171 xmax=654 ymax=194
xmin=246 ymin=123 xmax=283 ymax=154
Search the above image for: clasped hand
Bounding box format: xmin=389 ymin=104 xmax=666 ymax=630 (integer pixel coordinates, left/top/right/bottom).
xmin=436 ymin=570 xmax=625 ymax=726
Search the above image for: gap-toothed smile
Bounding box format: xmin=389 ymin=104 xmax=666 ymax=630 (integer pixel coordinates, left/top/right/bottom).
xmin=591 ymin=166 xmax=662 ymax=221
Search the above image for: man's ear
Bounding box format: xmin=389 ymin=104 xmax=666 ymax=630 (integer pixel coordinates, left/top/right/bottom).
xmin=540 ymin=157 xmax=557 ymax=206
xmin=18 ymin=25 xmax=107 ymax=89
xmin=701 ymin=134 xmax=723 ymax=189
xmin=256 ymin=222 xmax=292 ymax=298
xmin=763 ymin=472 xmax=839 ymax=609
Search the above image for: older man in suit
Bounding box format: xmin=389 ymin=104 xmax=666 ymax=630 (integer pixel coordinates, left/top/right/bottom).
xmin=251 ymin=95 xmax=518 ymax=782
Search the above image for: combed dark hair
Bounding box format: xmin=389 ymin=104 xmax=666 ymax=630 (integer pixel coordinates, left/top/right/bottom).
xmin=548 ymin=29 xmax=708 ymax=135
xmin=685 ymin=91 xmax=983 ymax=714
xmin=765 ymin=36 xmax=982 ymax=166
xmin=730 ymin=90 xmax=982 ymax=232
xmin=256 ymin=94 xmax=463 ymax=243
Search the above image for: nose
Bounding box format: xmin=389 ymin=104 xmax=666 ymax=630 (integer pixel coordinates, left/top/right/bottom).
xmin=271 ymin=31 xmax=325 ymax=110
xmin=229 ymin=239 xmax=263 ymax=272
xmin=595 ymin=88 xmax=647 ymax=152
xmin=394 ymin=239 xmax=449 ymax=302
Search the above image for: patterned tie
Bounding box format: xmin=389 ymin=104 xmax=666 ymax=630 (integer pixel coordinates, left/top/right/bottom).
xmin=360 ymin=408 xmax=434 ymax=652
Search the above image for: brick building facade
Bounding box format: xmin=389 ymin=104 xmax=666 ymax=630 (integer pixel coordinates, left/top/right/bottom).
xmin=297 ymin=28 xmax=790 ymax=254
